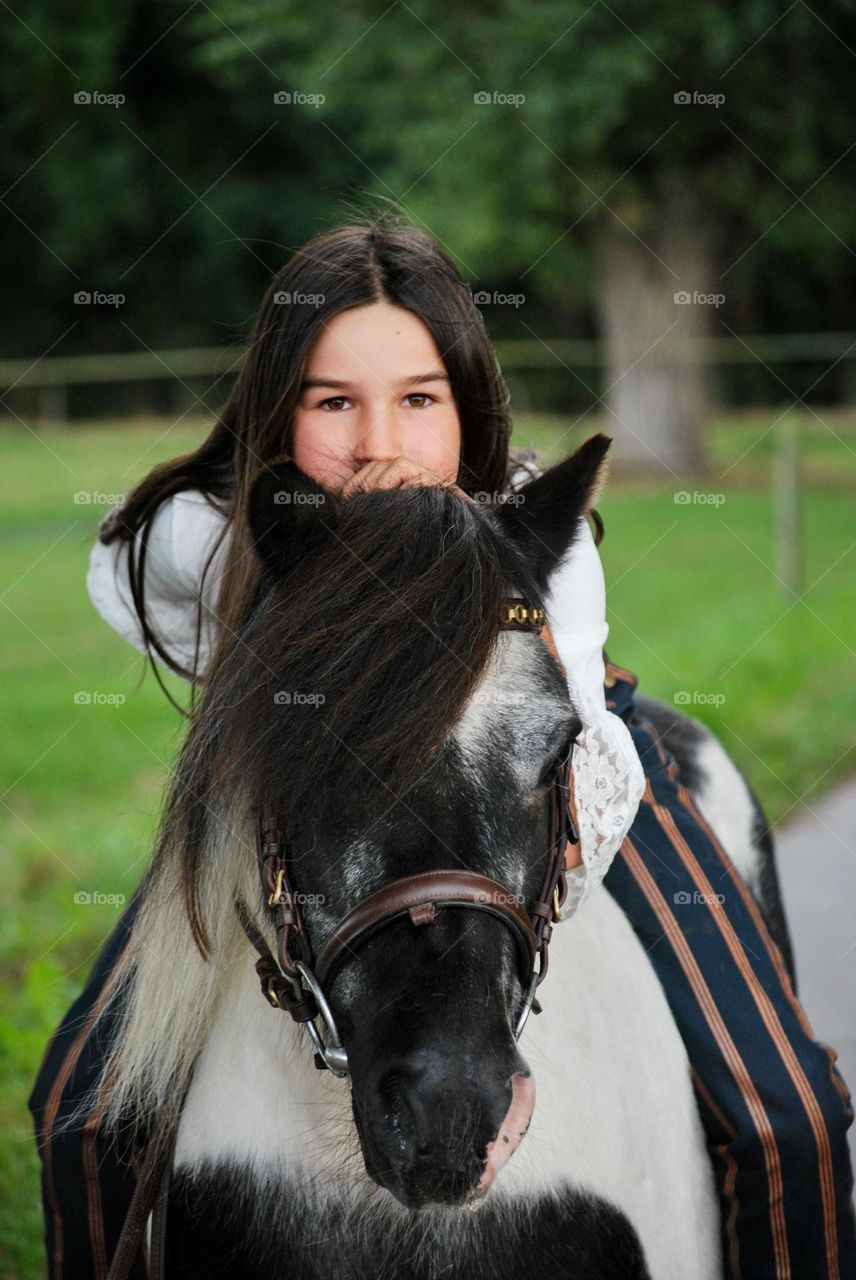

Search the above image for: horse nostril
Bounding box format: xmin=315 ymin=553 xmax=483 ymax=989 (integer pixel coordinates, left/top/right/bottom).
xmin=377 ymin=1069 xmax=419 ymax=1150
xmin=378 ymin=1070 xmax=402 ymax=1112
xmin=375 ymin=1062 xmax=451 ymax=1160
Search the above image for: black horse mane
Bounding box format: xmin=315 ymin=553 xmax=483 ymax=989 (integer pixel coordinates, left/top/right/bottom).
xmin=158 ymin=484 xmax=539 ymax=955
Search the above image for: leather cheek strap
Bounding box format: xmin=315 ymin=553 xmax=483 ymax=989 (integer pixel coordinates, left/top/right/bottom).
xmin=539 ymin=620 xmax=563 ymax=669
xmin=540 ymin=620 xmax=582 ymax=872
xmin=313 ymin=870 xmax=538 ymax=990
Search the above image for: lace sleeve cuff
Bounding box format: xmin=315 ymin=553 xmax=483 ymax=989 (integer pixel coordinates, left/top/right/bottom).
xmin=562 ymin=691 xmax=646 ymax=916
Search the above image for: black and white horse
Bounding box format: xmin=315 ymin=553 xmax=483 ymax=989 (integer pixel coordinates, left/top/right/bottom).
xmin=99 ymin=435 xmax=791 ymax=1279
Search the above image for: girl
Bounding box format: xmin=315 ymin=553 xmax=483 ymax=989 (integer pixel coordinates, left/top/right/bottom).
xmin=30 ymin=219 xmax=855 ymax=1279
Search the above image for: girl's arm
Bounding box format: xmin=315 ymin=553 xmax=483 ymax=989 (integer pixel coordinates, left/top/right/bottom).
xmin=542 ymin=516 xmax=608 ymax=709
xmin=543 ymin=517 xmax=646 ymax=913
xmin=86 ymin=490 xmax=230 ymax=680
xmin=507 ymin=451 xmax=609 ymax=707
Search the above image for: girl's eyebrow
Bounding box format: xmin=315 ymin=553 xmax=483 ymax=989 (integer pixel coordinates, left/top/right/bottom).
xmin=300 ymin=371 xmax=450 ymax=391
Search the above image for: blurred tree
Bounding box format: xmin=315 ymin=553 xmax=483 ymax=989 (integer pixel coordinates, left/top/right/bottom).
xmin=0 ymin=0 xmax=359 ymax=379
xmin=1 ymin=1 xmax=854 ymax=465
xmin=182 ymin=0 xmax=856 ymax=472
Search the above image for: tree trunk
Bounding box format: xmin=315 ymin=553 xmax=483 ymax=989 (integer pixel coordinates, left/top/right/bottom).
xmin=593 ymin=180 xmax=718 ymax=476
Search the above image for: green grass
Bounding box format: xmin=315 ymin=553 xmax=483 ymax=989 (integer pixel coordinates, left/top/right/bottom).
xmin=1 ymin=411 xmax=854 ymax=1277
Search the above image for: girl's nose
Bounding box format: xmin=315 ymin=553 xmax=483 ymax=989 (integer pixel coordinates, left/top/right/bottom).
xmin=352 ymin=404 xmax=404 ymax=466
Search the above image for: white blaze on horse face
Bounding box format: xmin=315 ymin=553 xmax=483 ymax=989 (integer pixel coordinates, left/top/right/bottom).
xmin=339 ymin=837 xmax=385 ymax=900
xmin=452 ymin=631 xmax=569 ymax=790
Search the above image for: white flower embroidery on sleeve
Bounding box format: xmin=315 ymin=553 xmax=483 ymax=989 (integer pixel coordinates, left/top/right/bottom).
xmin=562 ymin=690 xmax=646 ymax=915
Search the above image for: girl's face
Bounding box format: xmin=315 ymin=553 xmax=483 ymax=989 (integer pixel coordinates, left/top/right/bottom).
xmin=292 ymin=301 xmax=463 ymax=493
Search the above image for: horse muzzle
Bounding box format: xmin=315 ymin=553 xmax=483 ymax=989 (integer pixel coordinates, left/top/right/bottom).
xmin=352 ymin=1048 xmax=536 ymax=1210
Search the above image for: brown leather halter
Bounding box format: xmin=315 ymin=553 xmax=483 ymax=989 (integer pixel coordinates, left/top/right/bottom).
xmin=237 ymin=595 xmax=580 ymax=1076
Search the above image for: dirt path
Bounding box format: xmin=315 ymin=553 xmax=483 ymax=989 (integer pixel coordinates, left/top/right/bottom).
xmin=776 ymin=777 xmax=856 ymax=1167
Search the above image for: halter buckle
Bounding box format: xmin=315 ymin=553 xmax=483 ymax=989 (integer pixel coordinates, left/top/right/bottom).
xmin=268 ymin=867 xmax=286 ymax=907
xmin=501 ymin=598 xmax=546 ymax=631
xmin=264 ymin=975 xmax=284 ymax=1009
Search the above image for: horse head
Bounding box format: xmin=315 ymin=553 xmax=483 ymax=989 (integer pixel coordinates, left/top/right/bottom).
xmin=131 ymin=433 xmax=611 ymax=1212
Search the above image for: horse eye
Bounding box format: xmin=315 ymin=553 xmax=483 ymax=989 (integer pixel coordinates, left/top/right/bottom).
xmin=538 ymin=716 xmax=582 ymax=786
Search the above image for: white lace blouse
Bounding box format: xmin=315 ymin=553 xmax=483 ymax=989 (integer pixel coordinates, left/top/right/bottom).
xmin=86 ymin=482 xmax=645 ymax=914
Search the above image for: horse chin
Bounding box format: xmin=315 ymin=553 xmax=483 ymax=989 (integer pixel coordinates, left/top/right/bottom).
xmin=378 ymin=1180 xmax=493 ymax=1214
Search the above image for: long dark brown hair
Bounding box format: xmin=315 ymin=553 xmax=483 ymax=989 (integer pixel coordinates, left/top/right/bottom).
xmin=98 ymin=212 xmax=603 ymax=712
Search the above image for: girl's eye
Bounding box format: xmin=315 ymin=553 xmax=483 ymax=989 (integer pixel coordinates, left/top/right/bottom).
xmin=316 ymin=394 xmax=435 ymax=411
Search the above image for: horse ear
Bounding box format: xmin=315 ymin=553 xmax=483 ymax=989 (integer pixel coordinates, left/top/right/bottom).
xmin=247 ymin=458 xmax=339 ymax=577
xmin=494 ymin=433 xmax=612 ymax=593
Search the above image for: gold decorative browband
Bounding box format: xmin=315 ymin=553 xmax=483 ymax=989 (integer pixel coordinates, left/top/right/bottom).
xmin=500 ymin=597 xmax=546 ymax=632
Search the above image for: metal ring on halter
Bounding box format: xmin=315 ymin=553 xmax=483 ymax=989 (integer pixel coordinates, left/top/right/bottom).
xmin=514 ymin=969 xmax=540 ymax=1040
xmin=294 ymin=959 xmax=350 ymax=1077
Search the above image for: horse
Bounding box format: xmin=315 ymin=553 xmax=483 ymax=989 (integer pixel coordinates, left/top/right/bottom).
xmin=95 ymin=433 xmax=792 ymax=1279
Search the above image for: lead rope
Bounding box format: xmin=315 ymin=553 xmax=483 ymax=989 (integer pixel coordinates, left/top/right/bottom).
xmin=105 ymin=1075 xmax=193 ymax=1280
xmin=148 ymin=1140 xmax=173 ymax=1280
